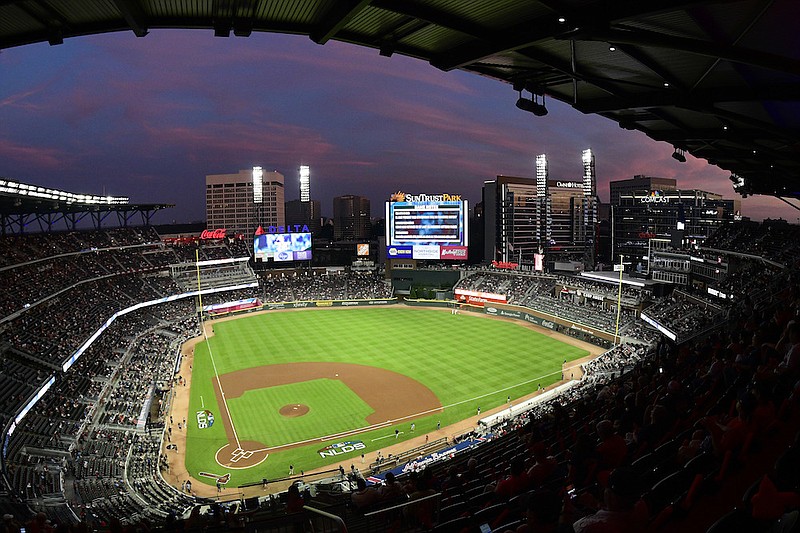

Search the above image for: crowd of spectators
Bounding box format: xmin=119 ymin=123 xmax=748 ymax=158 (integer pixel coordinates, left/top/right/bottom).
xmin=642 ymin=293 xmax=723 ymax=341
xmin=172 ymin=261 xmax=258 ymax=293
xmin=0 ymin=229 xmax=253 ymax=321
xmin=260 ymin=271 xmax=392 ymax=302
xmin=453 ymin=271 xmax=647 ymax=341
xmin=703 ymin=219 xmax=800 ymax=266
xmin=2 ymin=222 xmax=799 ymax=532
xmin=0 ymin=228 xmax=393 ymax=528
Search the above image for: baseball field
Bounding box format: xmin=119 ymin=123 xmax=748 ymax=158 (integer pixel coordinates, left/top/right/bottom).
xmin=182 ymin=306 xmax=589 ymax=486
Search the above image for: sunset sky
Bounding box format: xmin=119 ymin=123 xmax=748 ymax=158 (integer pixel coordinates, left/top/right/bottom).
xmin=1 ymin=29 xmax=796 ymax=224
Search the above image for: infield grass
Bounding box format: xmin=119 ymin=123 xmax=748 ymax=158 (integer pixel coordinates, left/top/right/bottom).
xmin=185 ymin=306 xmax=589 ymax=485
xmin=228 ymin=379 xmax=375 ymax=446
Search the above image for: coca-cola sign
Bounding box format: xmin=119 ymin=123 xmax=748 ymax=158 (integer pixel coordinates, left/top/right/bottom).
xmin=201 ymin=228 xmax=226 ymax=239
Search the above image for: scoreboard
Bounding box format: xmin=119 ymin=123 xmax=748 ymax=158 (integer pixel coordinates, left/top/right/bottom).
xmin=254 ymin=232 xmax=312 ymax=262
xmin=385 ymin=197 xmax=468 ymax=261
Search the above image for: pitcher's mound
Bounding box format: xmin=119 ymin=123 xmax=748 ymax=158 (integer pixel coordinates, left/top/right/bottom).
xmin=279 ymin=404 xmax=309 ymax=417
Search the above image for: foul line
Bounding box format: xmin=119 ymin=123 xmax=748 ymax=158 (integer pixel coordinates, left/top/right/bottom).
xmin=195 ymin=250 xmax=241 ymax=449
xmin=246 ymin=421 xmax=393 ymax=454
xmin=372 ymin=432 xmax=403 ymax=442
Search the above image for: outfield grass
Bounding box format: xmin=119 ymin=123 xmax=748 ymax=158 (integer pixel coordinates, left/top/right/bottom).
xmin=185 ymin=306 xmax=588 ymax=485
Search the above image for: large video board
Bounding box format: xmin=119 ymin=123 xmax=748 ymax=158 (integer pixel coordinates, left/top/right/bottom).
xmin=385 ymin=195 xmax=468 ymax=261
xmin=254 ymin=232 xmax=312 ymax=262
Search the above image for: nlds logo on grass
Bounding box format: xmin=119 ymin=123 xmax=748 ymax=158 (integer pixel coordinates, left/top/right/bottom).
xmin=196 ymin=410 xmax=215 ymax=429
xmin=317 ymin=440 xmax=366 ymax=458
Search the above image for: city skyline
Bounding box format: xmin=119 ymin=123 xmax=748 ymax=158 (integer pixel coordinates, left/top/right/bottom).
xmin=1 ymin=30 xmax=796 ymax=224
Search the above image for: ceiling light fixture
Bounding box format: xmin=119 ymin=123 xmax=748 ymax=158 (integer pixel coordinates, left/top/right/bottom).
xmin=515 ymin=90 xmax=548 ymax=116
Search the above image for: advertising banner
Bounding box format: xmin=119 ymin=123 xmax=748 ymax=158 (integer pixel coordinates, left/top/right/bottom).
xmin=412 ymin=245 xmax=441 ymax=260
xmin=440 ymin=246 xmax=468 ymax=260
xmin=366 ymin=438 xmax=487 ymax=484
xmin=387 ymin=245 xmax=413 ymax=259
xmin=454 ymin=289 xmax=507 ymax=307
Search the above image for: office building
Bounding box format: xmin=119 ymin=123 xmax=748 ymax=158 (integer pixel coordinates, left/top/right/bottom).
xmin=333 ymin=195 xmax=370 ymax=240
xmin=285 ymin=198 xmax=322 ymax=234
xmin=610 ymin=175 xmax=677 ymax=206
xmin=611 ymin=183 xmax=740 ymax=274
xmin=482 ymin=175 xmax=543 ymax=264
xmin=482 ymin=150 xmax=598 ymax=269
xmin=206 ymin=168 xmax=285 ymax=235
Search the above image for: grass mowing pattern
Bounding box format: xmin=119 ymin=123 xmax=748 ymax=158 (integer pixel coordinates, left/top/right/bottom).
xmin=186 ymin=307 xmax=588 ymax=484
xmin=228 ymin=379 xmax=375 ymax=447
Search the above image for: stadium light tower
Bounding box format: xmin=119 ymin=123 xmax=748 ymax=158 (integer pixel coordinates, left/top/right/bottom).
xmin=299 ymin=165 xmax=310 ymax=202
xmin=581 ymin=149 xmax=598 ymax=267
xmin=582 ymin=149 xmax=596 ymax=198
xmin=536 ymin=154 xmax=551 ymax=255
xmin=253 ymin=166 xmax=264 ymax=231
xmin=536 ymin=154 xmax=548 ymax=196
xmin=252 ymin=166 xmax=263 ymax=204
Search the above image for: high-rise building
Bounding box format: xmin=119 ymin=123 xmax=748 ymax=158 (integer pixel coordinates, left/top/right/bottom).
xmin=609 ymin=175 xmax=677 ymax=206
xmin=285 ymin=198 xmax=322 ymax=233
xmin=205 ymin=168 xmax=285 ymax=234
xmin=483 ymin=151 xmax=598 ymax=269
xmin=610 ymin=183 xmax=740 ymax=273
xmin=333 ymin=195 xmax=370 ymax=240
xmin=482 ymin=175 xmax=543 ymax=264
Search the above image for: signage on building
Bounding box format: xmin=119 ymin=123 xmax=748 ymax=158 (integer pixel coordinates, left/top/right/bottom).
xmin=265 ymin=224 xmax=310 ymax=234
xmin=555 ymin=181 xmax=582 ymax=188
xmin=491 ymin=260 xmax=519 ymax=270
xmin=640 ymin=191 xmax=669 ymax=203
xmin=201 ymin=228 xmax=226 ymax=239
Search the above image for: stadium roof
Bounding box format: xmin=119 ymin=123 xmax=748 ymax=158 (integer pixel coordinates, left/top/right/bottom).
xmin=0 ymin=178 xmax=173 ymax=232
xmin=2 ymin=0 xmax=800 ymax=200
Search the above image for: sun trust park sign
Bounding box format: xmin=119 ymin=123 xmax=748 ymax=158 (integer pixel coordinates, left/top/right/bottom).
xmin=390 ymin=191 xmax=461 ymax=202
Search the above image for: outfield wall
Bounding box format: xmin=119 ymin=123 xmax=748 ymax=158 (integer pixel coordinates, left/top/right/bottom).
xmin=262 ymin=298 xmax=399 ymax=310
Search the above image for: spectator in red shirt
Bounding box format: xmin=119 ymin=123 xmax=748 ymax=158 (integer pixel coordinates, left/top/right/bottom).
xmin=595 ymin=420 xmax=628 ymax=473
xmin=495 ymin=456 xmax=531 ymax=500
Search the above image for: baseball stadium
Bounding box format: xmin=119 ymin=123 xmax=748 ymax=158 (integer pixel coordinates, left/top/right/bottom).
xmin=1 ymin=218 xmax=799 ymax=533
xmin=174 ymin=304 xmax=596 ymax=488
xmin=3 ymin=1 xmax=800 ymax=533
